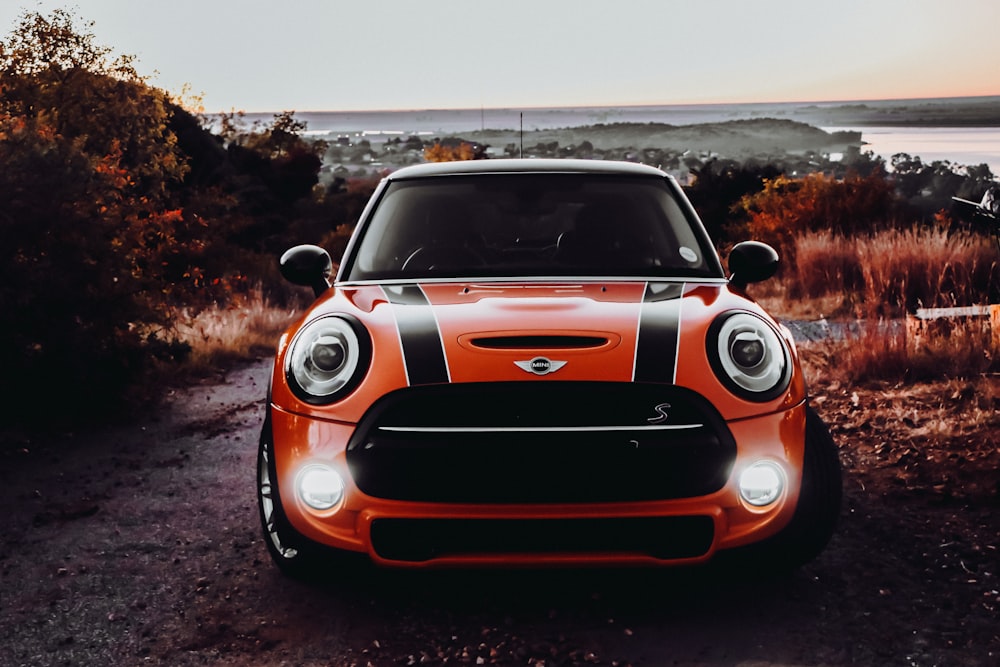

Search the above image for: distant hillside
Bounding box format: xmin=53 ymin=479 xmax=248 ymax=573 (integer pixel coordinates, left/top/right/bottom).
xmin=466 ymin=118 xmax=861 ymax=158
xmin=270 ymin=95 xmax=1000 ymax=137
xmin=785 ymin=96 xmax=1000 ymax=127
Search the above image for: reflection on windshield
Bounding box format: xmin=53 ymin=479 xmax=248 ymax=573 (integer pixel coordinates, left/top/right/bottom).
xmin=346 ymin=174 xmax=721 ymax=281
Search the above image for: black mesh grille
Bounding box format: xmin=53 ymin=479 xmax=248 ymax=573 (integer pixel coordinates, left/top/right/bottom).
xmin=346 ymin=382 xmax=736 ymax=504
xmin=370 ymin=516 xmax=716 ymax=562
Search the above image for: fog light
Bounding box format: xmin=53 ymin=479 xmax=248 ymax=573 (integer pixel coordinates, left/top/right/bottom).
xmin=297 ymin=465 xmax=344 ymax=511
xmin=739 ymin=461 xmax=784 ymax=506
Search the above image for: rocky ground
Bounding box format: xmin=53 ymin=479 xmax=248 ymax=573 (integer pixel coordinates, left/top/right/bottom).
xmin=1 ymin=357 xmax=998 ymax=666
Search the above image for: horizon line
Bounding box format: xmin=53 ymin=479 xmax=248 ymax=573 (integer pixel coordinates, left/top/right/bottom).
xmin=221 ymin=93 xmax=1000 ymax=116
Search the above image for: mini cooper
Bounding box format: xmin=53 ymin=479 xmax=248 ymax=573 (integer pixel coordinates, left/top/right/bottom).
xmin=258 ymin=159 xmax=841 ymax=576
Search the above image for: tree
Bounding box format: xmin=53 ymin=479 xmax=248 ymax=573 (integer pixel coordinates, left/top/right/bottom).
xmin=424 ymin=140 xmax=487 ymax=162
xmin=1 ymin=8 xmax=187 ymax=198
xmin=736 ymin=170 xmax=898 ymax=259
xmin=0 ymin=9 xmax=200 ymax=421
xmin=683 ymin=159 xmax=781 ymax=244
xmin=889 ymin=153 xmax=997 ymax=223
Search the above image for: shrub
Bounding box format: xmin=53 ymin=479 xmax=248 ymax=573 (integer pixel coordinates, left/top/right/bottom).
xmin=738 ymin=171 xmax=897 ymax=259
xmin=0 ymin=10 xmax=224 ymax=423
xmin=0 ymin=115 xmax=188 ymax=421
xmin=0 ymin=10 xmax=352 ymax=425
xmin=423 ymin=140 xmax=486 ymax=162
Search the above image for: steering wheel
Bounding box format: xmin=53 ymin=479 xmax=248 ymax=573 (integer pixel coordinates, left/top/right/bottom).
xmin=401 ymin=244 xmax=485 ymax=272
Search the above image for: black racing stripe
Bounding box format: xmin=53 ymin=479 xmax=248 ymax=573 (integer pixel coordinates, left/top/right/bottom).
xmin=383 ymin=284 xmax=450 ymax=385
xmin=634 ymin=282 xmax=684 ymax=383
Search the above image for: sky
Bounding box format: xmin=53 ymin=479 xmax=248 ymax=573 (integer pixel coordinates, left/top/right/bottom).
xmin=2 ymin=0 xmax=999 ymax=113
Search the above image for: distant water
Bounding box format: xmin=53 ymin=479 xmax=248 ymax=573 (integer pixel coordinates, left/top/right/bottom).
xmin=241 ymin=101 xmax=1000 ymax=176
xmin=824 ymin=126 xmax=1000 ymax=175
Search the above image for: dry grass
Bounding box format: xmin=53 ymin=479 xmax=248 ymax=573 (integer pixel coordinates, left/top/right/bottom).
xmin=797 ymin=315 xmax=997 ymax=385
xmin=775 ymin=226 xmax=999 ymax=318
xmin=853 ymin=227 xmax=997 ymax=313
xmin=752 ymin=225 xmax=1000 ymax=383
xmin=168 ymin=289 xmax=300 ymax=372
xmin=752 ymin=279 xmax=844 ymax=320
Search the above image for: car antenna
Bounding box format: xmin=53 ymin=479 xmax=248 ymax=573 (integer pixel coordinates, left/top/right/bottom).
xmin=520 ymin=112 xmax=523 ymax=158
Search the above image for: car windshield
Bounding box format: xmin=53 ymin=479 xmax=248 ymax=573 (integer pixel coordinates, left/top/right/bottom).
xmin=343 ymin=173 xmax=721 ymax=281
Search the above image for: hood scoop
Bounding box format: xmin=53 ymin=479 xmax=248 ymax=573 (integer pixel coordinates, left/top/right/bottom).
xmin=470 ymin=335 xmax=609 ymax=350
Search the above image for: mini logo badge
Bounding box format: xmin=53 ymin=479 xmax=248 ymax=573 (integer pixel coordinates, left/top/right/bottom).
xmin=514 ymin=357 xmax=567 ymax=376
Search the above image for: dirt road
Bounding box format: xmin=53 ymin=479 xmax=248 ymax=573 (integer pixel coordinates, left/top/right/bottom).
xmin=1 ymin=360 xmax=997 ymax=666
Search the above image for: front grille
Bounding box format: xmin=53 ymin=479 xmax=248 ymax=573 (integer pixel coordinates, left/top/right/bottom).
xmin=370 ymin=516 xmax=715 ymax=562
xmin=346 ymin=382 xmax=735 ymax=503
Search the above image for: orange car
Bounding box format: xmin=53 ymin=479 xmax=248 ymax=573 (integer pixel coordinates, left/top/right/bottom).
xmin=258 ymin=159 xmax=841 ymax=575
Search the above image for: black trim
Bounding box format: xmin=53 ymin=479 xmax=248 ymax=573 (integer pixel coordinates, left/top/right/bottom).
xmin=382 ymin=284 xmax=450 ymax=385
xmin=370 ymin=516 xmax=716 ymax=562
xmin=470 ymin=335 xmax=608 ymax=350
xmin=346 ymin=382 xmax=736 ymax=504
xmin=633 ymin=282 xmax=684 ymax=383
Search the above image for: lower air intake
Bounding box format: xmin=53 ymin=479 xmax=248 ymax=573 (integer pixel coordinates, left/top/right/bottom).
xmin=370 ymin=516 xmax=715 ymax=562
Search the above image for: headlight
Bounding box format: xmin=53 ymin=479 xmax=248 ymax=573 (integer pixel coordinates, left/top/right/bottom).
xmin=708 ymin=311 xmax=791 ymax=401
xmin=286 ymin=315 xmax=370 ymax=404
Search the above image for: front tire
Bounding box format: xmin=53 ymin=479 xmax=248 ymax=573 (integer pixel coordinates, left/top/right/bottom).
xmin=781 ymin=404 xmax=843 ymax=565
xmin=257 ymin=416 xmax=326 ymax=579
xmin=721 ymin=404 xmax=843 ymax=572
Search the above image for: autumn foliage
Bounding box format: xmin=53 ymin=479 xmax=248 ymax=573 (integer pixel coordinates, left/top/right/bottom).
xmin=1 ymin=104 xmax=194 ymax=418
xmin=735 ymin=171 xmax=898 ymax=257
xmin=423 ymin=140 xmax=486 ymax=162
xmin=0 ymin=9 xmax=356 ymax=423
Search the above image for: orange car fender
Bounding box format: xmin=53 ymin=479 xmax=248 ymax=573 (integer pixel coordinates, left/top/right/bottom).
xmin=718 ymin=401 xmax=807 ymax=549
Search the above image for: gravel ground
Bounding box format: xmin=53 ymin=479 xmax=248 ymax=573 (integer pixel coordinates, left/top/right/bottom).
xmin=1 ymin=359 xmax=997 ymax=666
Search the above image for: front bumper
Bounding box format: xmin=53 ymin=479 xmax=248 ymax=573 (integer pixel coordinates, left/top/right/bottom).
xmin=269 ymin=386 xmax=806 ymax=568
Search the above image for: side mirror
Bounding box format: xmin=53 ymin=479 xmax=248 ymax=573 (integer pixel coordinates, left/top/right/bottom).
xmin=280 ymin=244 xmax=332 ymax=298
xmin=728 ymin=241 xmax=779 ymax=289
xmin=952 ymin=184 xmax=999 ymax=222
xmin=979 ymin=185 xmax=999 ymax=218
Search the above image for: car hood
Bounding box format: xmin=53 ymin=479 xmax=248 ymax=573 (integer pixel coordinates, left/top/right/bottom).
xmin=274 ymin=280 xmax=804 ymax=422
